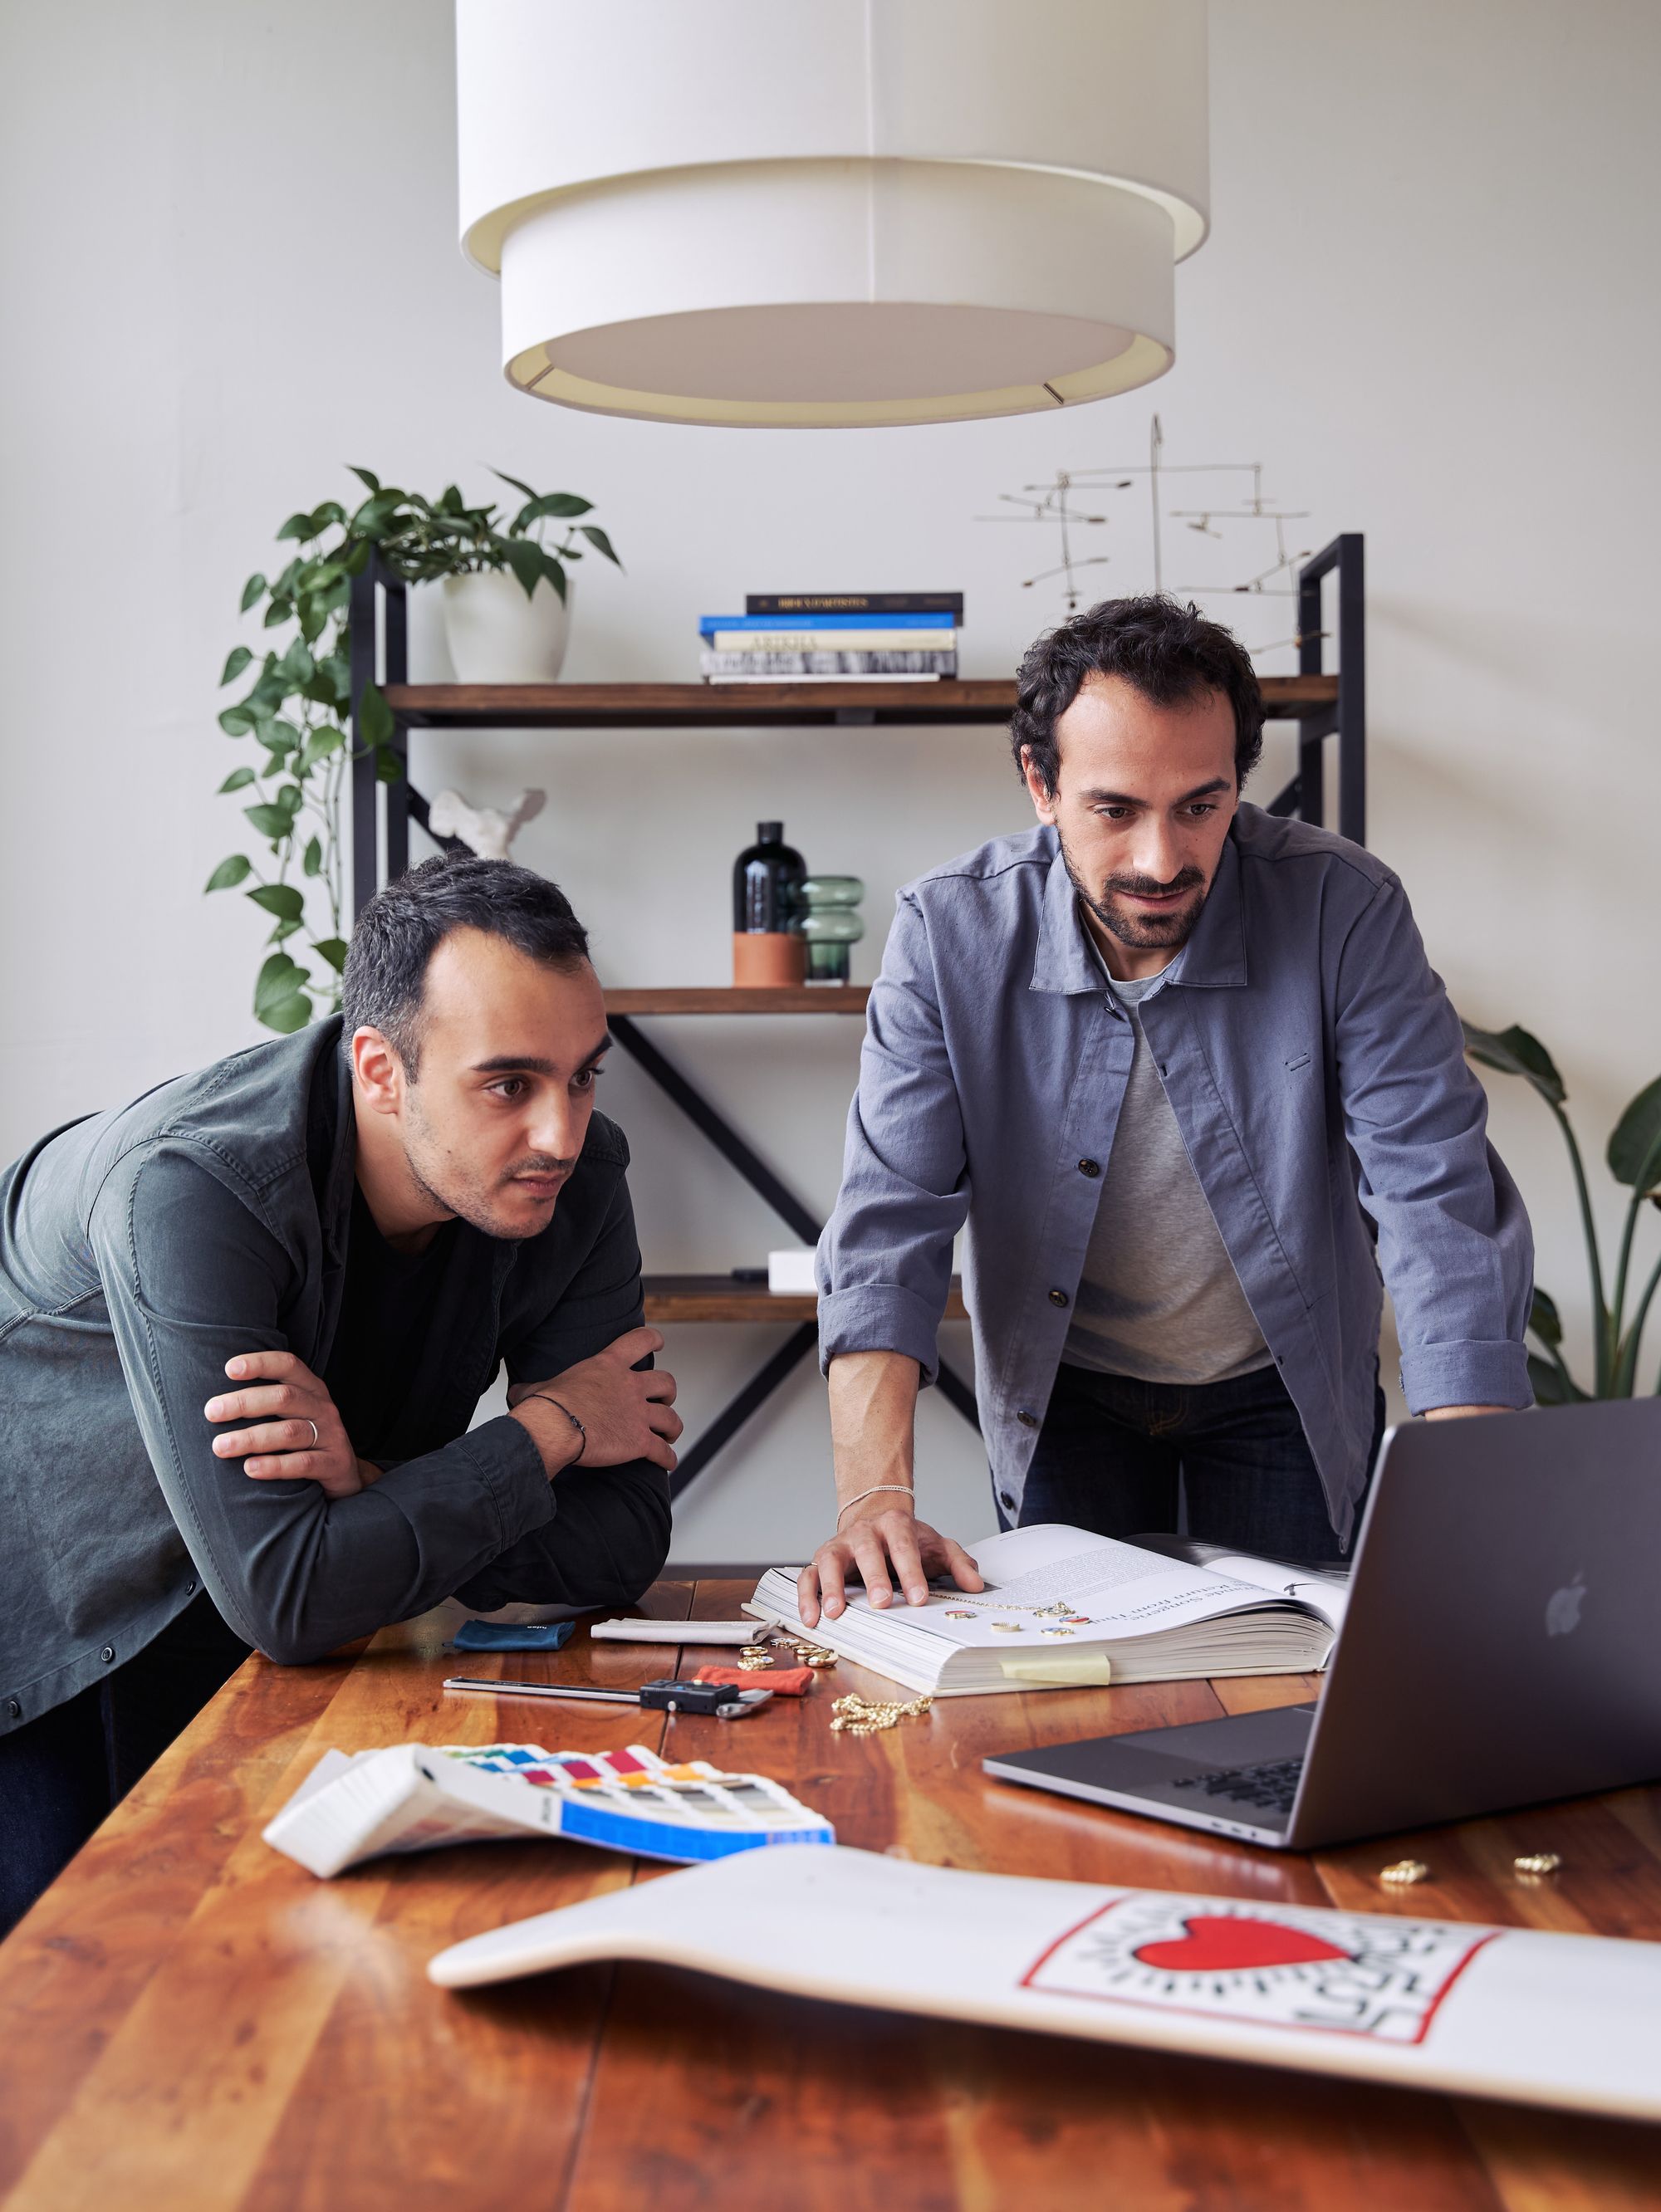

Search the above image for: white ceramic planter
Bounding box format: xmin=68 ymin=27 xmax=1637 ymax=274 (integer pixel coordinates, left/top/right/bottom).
xmin=442 ymin=568 xmax=571 ymax=683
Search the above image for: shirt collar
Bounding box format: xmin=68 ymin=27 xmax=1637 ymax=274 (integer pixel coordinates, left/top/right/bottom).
xmin=1028 ymin=825 xmax=1249 ymax=996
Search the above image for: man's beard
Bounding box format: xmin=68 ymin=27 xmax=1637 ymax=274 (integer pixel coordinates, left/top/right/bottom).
xmin=402 ymin=1094 xmax=570 ymax=1241
xmin=1058 ymin=831 xmax=1211 ymax=952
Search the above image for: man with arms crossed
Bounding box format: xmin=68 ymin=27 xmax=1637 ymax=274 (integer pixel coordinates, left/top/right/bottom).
xmin=801 ymin=597 xmax=1531 ymax=1627
xmin=0 ymin=857 xmax=679 ymax=1931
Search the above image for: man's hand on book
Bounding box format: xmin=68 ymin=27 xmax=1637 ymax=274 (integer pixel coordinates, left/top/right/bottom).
xmin=797 ymin=1505 xmax=983 ymax=1628
xmin=206 ymin=1351 xmax=380 ymax=1500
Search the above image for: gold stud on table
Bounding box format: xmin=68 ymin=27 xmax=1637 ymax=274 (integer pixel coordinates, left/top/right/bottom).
xmin=1514 ymin=1851 xmax=1563 ymax=1877
xmin=737 ymin=1645 xmax=776 ymax=1671
xmin=1379 ymin=1858 xmax=1430 ymax=1887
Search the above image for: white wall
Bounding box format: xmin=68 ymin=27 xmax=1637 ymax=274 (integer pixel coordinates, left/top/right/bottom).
xmin=2 ymin=0 xmax=1658 ymax=1564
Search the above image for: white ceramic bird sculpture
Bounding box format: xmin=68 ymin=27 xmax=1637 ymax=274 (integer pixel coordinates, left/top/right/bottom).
xmin=428 ymin=786 xmax=546 ymax=859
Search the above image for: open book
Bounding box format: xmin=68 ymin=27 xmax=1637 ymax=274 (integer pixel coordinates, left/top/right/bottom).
xmin=746 ymin=1524 xmax=1343 ymax=1697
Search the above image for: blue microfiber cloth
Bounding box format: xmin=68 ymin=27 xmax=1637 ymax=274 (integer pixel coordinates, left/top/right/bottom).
xmin=451 ymin=1619 xmax=576 ymax=1653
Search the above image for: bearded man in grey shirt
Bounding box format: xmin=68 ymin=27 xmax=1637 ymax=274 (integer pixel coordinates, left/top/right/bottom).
xmin=799 ymin=596 xmax=1531 ymax=1628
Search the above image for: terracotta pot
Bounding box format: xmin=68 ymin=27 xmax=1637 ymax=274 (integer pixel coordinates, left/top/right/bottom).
xmin=733 ymin=932 xmax=806 ymax=986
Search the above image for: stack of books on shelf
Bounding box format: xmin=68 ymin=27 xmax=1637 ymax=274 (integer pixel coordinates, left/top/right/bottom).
xmin=699 ymin=592 xmax=962 ymax=683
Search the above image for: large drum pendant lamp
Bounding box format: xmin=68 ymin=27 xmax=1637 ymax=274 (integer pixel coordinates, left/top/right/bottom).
xmin=456 ymin=0 xmax=1209 ymax=428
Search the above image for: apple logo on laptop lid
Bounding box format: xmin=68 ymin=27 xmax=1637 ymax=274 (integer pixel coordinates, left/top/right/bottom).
xmin=1545 ymin=1571 xmax=1587 ymax=1637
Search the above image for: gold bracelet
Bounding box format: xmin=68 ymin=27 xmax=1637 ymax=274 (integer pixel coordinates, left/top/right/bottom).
xmin=835 ymin=1484 xmax=915 ymax=1526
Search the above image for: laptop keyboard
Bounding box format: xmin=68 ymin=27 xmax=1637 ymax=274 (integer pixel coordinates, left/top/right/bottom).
xmin=1171 ymin=1756 xmax=1305 ymax=1815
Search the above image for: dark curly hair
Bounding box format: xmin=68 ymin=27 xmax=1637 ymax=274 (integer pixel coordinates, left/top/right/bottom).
xmin=1012 ymin=595 xmax=1264 ymax=795
xmin=342 ymin=854 xmax=589 ymax=1075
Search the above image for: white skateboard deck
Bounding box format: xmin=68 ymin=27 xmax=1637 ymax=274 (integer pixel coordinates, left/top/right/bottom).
xmin=429 ymin=1843 xmax=1661 ymax=2121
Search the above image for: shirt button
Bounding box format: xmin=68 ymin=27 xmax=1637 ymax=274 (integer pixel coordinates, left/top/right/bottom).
xmin=1048 ymin=1288 xmax=1069 ymax=1308
xmin=999 ymin=1491 xmax=1016 ymax=1511
xmin=1016 ymin=1409 xmax=1039 ymax=1428
xmin=6 ymin=1698 xmax=21 ymax=1720
xmin=1077 ymin=1157 xmax=1101 ymax=1178
xmin=100 ymin=1646 xmax=116 ymax=1665
xmin=186 ymin=1579 xmax=198 ymax=1596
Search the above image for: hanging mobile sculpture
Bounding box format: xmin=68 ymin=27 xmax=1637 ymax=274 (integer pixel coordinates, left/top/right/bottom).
xmin=978 ymin=416 xmax=1317 ymax=661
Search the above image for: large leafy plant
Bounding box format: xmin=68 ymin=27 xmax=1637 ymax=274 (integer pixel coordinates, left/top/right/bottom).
xmin=1462 ymin=1021 xmax=1661 ymax=1401
xmin=206 ymin=469 xmax=619 ymax=1034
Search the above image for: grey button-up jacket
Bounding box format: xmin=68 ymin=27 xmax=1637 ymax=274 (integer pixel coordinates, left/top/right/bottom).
xmin=817 ymin=808 xmax=1533 ymax=1541
xmin=1 ymin=1020 xmax=670 ymax=1733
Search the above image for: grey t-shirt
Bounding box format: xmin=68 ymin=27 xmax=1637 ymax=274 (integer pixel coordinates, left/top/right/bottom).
xmin=1064 ymin=932 xmax=1271 ymax=1386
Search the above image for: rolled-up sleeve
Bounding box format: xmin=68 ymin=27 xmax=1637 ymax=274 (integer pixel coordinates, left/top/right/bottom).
xmin=1333 ymin=876 xmax=1534 ymax=1412
xmin=817 ymin=892 xmax=972 ymax=1387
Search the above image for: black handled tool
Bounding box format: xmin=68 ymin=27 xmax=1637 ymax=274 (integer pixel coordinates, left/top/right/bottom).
xmin=443 ymin=1676 xmax=773 ymax=1720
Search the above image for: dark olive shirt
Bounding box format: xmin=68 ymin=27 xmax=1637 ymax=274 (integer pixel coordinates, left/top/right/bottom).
xmin=0 ymin=1018 xmax=670 ymax=1731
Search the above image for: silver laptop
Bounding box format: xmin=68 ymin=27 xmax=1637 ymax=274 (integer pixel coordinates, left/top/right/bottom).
xmin=983 ymin=1399 xmax=1661 ymax=1850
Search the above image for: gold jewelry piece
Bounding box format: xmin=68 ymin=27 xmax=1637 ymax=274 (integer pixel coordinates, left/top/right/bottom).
xmin=835 ymin=1484 xmax=916 ymax=1526
xmin=776 ymin=1634 xmax=839 ymax=1668
xmin=737 ymin=1645 xmax=776 ymax=1671
xmin=828 ymin=1691 xmax=933 ymax=1737
xmin=1379 ymin=1858 xmax=1430 ymax=1887
xmin=1514 ymin=1851 xmax=1563 ymax=1877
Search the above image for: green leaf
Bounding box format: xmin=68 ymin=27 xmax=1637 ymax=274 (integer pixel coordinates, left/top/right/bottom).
xmin=1607 ymin=1075 xmax=1661 ymax=1193
xmin=297 ymin=595 xmax=327 ymax=644
xmin=302 ymin=835 xmax=323 ymax=877
xmin=1528 ymin=1287 xmax=1564 ymax=1348
xmin=247 ymin=882 xmax=305 ymax=922
xmin=577 ymin=523 xmax=621 ymax=566
xmin=1527 ymin=1351 xmax=1589 ymax=1406
xmin=260 ymin=992 xmax=314 ymax=1035
xmin=276 ymin=511 xmax=315 ymax=541
xmin=257 ymin=719 xmax=301 ymax=758
xmin=253 ymin=950 xmax=304 ymax=1009
xmin=217 ymin=766 xmax=256 ymax=794
xmin=502 ymin=536 xmax=544 ymax=599
xmin=218 ymin=705 xmax=254 ymax=737
xmin=375 ymin=744 xmax=403 ymax=785
xmin=491 ymin=468 xmax=540 ymax=503
xmin=275 ymin=782 xmax=303 ymax=814
xmin=1460 ymin=1019 xmax=1566 ymax=1108
xmin=356 ymin=682 xmax=394 ymax=749
xmin=309 ymin=501 xmax=345 ymax=532
xmin=300 ymin=726 xmax=345 ymax=771
xmin=268 ymin=917 xmax=304 ymax=943
xmin=244 ymin=803 xmax=294 ymax=839
xmin=538 ymin=549 xmax=568 ymax=603
xmin=263 ymin=596 xmax=292 ymax=629
xmin=348 ymin=465 xmax=381 ymax=493
xmin=282 ymin=639 xmax=316 ymax=685
xmin=240 ymin=572 xmax=267 ymax=613
xmin=517 ymin=491 xmax=592 ymax=523
xmin=220 ymin=646 xmax=253 ymax=686
xmin=204 ymin=854 xmax=252 ymax=892
xmin=311 ymin=937 xmax=349 ymax=973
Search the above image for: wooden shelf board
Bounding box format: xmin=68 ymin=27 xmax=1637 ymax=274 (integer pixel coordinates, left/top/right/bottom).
xmin=384 ymin=674 xmax=1337 ymax=729
xmin=643 ymin=1273 xmax=968 ymax=1324
xmin=605 ymin=986 xmax=869 ymax=1016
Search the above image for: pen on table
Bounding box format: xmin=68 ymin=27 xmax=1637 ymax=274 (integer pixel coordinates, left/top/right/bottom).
xmin=443 ymin=1676 xmax=775 ymax=1718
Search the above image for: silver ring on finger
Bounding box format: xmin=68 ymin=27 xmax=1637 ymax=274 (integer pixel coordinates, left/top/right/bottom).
xmin=305 ymin=1418 xmax=320 ymax=1448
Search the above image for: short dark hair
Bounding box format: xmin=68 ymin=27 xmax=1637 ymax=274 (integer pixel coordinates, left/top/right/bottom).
xmin=342 ymin=854 xmax=590 ymax=1074
xmin=1011 ymin=595 xmax=1265 ymax=795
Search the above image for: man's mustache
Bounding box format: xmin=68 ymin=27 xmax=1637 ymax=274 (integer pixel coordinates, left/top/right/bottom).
xmin=502 ymin=1154 xmax=573 ymax=1180
xmin=1103 ymin=869 xmax=1205 ymax=898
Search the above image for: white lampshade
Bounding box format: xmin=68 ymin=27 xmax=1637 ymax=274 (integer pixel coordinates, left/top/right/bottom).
xmin=456 ymin=0 xmax=1209 ymax=428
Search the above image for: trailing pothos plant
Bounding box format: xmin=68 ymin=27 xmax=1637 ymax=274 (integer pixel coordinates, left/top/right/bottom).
xmin=1462 ymin=1020 xmax=1661 ymax=1401
xmin=207 ymin=467 xmax=619 ymax=1034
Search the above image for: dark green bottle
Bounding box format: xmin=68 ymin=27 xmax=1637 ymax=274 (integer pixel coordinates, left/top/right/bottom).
xmin=733 ymin=821 xmax=806 ymax=935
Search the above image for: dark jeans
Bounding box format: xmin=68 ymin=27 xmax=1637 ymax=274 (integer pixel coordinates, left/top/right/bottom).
xmin=0 ymin=1591 xmax=250 ymax=1939
xmin=1010 ymin=1359 xmax=1386 ymax=1565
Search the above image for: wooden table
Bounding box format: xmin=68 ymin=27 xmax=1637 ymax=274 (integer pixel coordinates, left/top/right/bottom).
xmin=2 ymin=1583 xmax=1658 ymax=2211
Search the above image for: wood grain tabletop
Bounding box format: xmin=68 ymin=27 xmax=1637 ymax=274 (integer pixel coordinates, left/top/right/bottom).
xmin=2 ymin=1580 xmax=1658 ymax=2212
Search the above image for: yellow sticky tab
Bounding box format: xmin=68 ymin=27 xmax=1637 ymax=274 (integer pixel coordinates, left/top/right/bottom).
xmin=999 ymin=1655 xmax=1115 ymax=1686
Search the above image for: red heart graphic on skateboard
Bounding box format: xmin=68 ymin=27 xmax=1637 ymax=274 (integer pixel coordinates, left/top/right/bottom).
xmin=1134 ymin=1915 xmax=1354 ymax=1974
